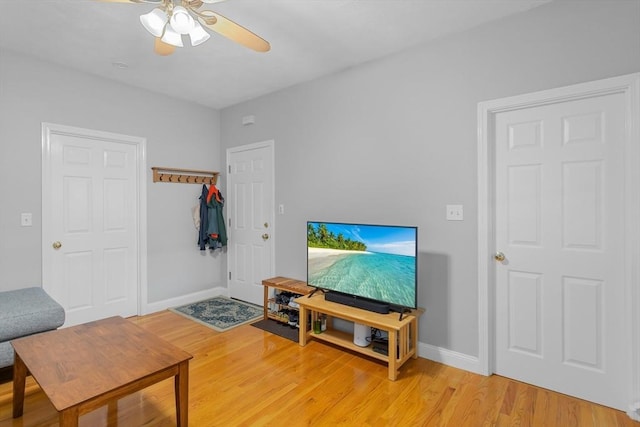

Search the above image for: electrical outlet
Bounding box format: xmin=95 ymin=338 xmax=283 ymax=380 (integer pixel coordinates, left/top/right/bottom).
xmin=278 ymin=204 xmax=285 ymax=215
xmin=446 ymin=205 xmax=463 ymax=221
xmin=21 ymin=213 xmax=33 ymax=227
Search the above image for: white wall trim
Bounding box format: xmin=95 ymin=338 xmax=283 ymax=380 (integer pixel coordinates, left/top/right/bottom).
xmin=137 ymin=133 xmax=149 ymax=318
xmin=420 ymin=343 xmax=482 ymax=374
xmin=477 ymin=73 xmax=640 ymax=414
xmin=624 ymin=74 xmax=640 ymax=421
xmin=143 ymin=286 xmax=227 ymax=314
xmin=41 ymin=122 xmax=148 ymax=318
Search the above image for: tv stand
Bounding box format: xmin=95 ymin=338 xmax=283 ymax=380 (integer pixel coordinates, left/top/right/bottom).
xmin=296 ymin=293 xmax=423 ymax=380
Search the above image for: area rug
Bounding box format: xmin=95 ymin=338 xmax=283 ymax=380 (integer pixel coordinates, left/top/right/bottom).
xmin=251 ymin=318 xmax=299 ymax=343
xmin=170 ymin=296 xmax=263 ymax=332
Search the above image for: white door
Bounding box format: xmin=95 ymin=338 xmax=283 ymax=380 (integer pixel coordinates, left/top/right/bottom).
xmin=42 ymin=123 xmax=144 ymax=326
xmin=493 ymin=91 xmax=627 ymax=408
xmin=227 ymin=141 xmax=275 ymax=305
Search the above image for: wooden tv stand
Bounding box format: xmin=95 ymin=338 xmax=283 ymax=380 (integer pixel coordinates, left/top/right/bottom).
xmin=296 ymin=293 xmax=422 ymax=381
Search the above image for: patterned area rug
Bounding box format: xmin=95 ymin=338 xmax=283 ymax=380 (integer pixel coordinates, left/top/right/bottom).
xmin=170 ymin=296 xmax=263 ymax=332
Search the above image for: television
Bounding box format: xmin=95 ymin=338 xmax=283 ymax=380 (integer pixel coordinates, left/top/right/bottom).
xmin=306 ymin=221 xmax=418 ymax=314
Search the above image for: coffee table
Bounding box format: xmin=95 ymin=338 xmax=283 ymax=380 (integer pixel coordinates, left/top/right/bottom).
xmin=11 ymin=316 xmax=192 ymax=427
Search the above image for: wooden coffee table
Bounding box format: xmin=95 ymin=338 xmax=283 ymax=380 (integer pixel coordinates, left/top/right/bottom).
xmin=11 ymin=316 xmax=192 ymax=427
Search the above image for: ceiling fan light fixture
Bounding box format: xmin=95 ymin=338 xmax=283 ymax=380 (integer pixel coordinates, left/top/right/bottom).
xmin=189 ymin=21 xmax=210 ymax=46
xmin=154 ymin=37 xmax=176 ymax=56
xmin=139 ymin=8 xmax=167 ymax=38
xmin=170 ymin=6 xmax=195 ymax=35
xmin=161 ymin=23 xmax=184 ymax=47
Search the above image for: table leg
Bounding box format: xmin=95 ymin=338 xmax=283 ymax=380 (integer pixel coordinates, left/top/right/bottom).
xmin=107 ymin=400 xmax=118 ymax=424
xmin=175 ymin=360 xmax=189 ymax=427
xmin=12 ymin=351 xmax=27 ymax=418
xmin=59 ymin=407 xmax=79 ymax=427
xmin=263 ymin=285 xmax=269 ymax=320
xmin=388 ymin=330 xmax=398 ymax=381
xmin=411 ymin=317 xmax=418 ymax=359
xmin=298 ymin=306 xmax=308 ymax=346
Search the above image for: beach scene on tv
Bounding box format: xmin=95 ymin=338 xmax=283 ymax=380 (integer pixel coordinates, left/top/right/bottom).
xmin=307 ymin=222 xmax=417 ymax=308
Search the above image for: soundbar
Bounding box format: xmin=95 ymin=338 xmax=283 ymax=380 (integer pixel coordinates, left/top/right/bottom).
xmin=325 ymin=291 xmax=390 ymax=314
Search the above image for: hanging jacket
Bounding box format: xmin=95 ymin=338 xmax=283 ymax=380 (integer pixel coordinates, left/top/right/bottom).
xmin=198 ymin=184 xmax=210 ymax=250
xmin=206 ymin=185 xmax=227 ymax=247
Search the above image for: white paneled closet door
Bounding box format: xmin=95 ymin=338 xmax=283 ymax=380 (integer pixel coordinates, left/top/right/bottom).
xmin=42 ymin=123 xmax=144 ymax=326
xmin=493 ymin=91 xmax=626 ymax=409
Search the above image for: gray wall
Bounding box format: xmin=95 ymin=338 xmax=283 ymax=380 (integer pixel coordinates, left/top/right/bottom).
xmin=0 ymin=49 xmax=223 ymax=304
xmin=220 ymin=0 xmax=640 ymax=357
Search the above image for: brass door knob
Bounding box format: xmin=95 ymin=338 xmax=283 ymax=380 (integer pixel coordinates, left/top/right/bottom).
xmin=494 ymin=251 xmax=505 ymax=262
xmin=52 ymin=241 xmax=62 ymax=250
xmin=262 ymin=233 xmax=270 ymax=241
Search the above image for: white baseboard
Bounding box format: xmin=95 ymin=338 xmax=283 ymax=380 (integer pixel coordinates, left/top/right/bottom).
xmin=141 ymin=286 xmax=227 ymax=315
xmin=419 ymin=342 xmax=484 ymax=375
xmin=628 ymin=402 xmax=640 ymax=421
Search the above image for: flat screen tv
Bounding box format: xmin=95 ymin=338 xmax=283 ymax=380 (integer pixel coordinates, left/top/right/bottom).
xmin=307 ymin=221 xmax=418 ymax=313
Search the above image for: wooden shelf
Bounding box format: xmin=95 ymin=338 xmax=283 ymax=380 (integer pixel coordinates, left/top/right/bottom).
xmin=151 ymin=167 xmax=219 ymax=185
xmin=261 ymin=277 xmax=314 ymax=322
xmin=308 ymin=329 xmax=389 ymax=362
xmin=267 ymin=312 xmax=291 ymax=323
xmin=262 ymin=277 xmax=314 ymax=296
xmin=296 ymin=293 xmax=423 ymax=381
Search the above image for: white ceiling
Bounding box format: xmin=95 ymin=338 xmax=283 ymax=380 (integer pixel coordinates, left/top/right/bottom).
xmin=0 ymin=0 xmax=552 ymax=109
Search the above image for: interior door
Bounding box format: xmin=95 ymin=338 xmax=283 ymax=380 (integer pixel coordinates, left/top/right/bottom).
xmin=226 ymin=141 xmax=275 ymax=305
xmin=493 ymin=91 xmax=626 ymax=409
xmin=42 ymin=124 xmax=142 ymax=326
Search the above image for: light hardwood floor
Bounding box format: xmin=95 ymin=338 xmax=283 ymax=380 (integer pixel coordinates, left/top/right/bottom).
xmin=0 ymin=310 xmax=636 ymax=426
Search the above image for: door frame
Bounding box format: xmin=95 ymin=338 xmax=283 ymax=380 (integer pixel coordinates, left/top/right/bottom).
xmin=41 ymin=122 xmax=148 ymax=317
xmin=225 ymin=140 xmax=276 ymax=293
xmin=477 ymin=73 xmax=640 ymax=416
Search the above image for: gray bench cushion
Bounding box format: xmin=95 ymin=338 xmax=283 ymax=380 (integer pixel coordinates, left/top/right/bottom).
xmin=0 ymin=287 xmax=65 ymax=342
xmin=0 ymin=342 xmax=12 ymax=368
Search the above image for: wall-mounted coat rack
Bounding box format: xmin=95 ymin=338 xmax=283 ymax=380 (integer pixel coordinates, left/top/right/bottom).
xmin=151 ymin=167 xmax=219 ymax=185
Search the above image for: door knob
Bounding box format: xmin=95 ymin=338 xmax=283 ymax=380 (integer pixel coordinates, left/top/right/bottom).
xmin=52 ymin=241 xmax=62 ymax=250
xmin=494 ymin=251 xmax=505 ymax=262
xmin=262 ymin=233 xmax=270 ymax=241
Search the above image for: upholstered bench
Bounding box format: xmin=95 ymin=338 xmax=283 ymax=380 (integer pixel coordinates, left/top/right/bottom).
xmin=0 ymin=287 xmax=65 ymax=368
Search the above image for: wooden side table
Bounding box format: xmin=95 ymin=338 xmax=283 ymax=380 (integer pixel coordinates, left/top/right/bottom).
xmin=11 ymin=316 xmax=192 ymax=427
xmin=261 ymin=277 xmax=314 ymax=321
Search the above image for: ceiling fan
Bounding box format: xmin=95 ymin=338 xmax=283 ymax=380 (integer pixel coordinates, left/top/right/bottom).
xmin=101 ymin=0 xmax=270 ymax=56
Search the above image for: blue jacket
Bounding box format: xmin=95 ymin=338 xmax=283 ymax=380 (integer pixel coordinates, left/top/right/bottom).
xmin=207 ymin=187 xmax=227 ymax=247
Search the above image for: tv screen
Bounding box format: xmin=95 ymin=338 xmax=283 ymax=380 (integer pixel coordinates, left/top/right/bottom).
xmin=307 ymin=221 xmax=418 ymax=309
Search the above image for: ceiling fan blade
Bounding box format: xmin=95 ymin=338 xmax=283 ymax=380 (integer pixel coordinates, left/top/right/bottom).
xmin=97 ymin=0 xmax=163 ymax=3
xmin=154 ymin=37 xmax=176 ymax=56
xmin=197 ymin=10 xmax=270 ymax=53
